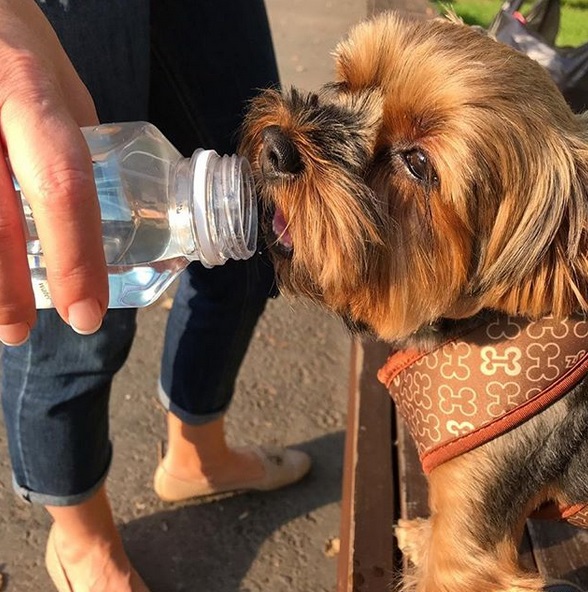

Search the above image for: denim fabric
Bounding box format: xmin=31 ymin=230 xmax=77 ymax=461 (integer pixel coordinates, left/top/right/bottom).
xmin=1 ymin=0 xmax=279 ymax=505
xmin=159 ymin=257 xmax=276 ymax=425
xmin=3 ymin=309 xmax=136 ymax=505
xmin=36 ymin=0 xmax=151 ymax=122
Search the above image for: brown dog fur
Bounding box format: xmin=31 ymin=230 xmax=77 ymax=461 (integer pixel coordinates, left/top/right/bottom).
xmin=241 ymin=11 xmax=588 ymax=592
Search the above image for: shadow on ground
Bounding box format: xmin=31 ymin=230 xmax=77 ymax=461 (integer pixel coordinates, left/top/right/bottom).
xmin=124 ymin=432 xmax=344 ymax=592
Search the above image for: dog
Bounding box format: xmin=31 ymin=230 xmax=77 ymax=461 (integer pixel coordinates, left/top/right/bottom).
xmin=241 ymin=11 xmax=588 ymax=592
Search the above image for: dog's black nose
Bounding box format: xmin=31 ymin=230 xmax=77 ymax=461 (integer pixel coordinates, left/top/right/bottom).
xmin=260 ymin=125 xmax=303 ymax=178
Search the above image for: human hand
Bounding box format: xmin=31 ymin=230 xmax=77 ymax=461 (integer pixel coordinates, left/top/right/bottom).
xmin=0 ymin=0 xmax=107 ymax=345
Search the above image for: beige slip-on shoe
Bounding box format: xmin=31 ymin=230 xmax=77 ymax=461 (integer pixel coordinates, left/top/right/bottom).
xmin=154 ymin=444 xmax=311 ymax=503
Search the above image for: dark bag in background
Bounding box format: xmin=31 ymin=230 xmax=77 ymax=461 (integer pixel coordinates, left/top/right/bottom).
xmin=488 ymin=0 xmax=588 ymax=113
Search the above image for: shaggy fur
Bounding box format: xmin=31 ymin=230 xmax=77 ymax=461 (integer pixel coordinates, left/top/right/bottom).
xmin=241 ymin=11 xmax=588 ymax=592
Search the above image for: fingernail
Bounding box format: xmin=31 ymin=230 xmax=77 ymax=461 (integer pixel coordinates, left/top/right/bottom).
xmin=0 ymin=322 xmax=30 ymax=347
xmin=67 ymin=298 xmax=103 ymax=335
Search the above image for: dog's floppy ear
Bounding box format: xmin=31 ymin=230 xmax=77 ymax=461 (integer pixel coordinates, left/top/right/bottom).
xmin=558 ymin=115 xmax=588 ymax=262
xmin=474 ymin=112 xmax=588 ymax=315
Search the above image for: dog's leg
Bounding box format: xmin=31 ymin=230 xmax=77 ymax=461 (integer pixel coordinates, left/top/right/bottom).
xmin=397 ymin=449 xmax=544 ymax=592
xmin=395 ymin=517 xmax=430 ymax=567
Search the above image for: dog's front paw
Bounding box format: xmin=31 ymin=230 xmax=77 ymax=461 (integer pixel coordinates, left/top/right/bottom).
xmin=395 ymin=517 xmax=430 ymax=567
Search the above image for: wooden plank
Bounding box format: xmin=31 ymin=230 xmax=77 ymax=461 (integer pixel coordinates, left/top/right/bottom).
xmin=338 ymin=339 xmax=396 ymax=592
xmin=396 ymin=417 xmax=428 ymax=521
xmin=527 ymin=520 xmax=588 ymax=586
xmin=338 ymin=339 xmax=362 ymax=592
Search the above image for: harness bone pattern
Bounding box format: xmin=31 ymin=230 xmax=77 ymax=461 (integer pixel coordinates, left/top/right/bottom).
xmin=377 ymin=314 xmax=588 ymax=527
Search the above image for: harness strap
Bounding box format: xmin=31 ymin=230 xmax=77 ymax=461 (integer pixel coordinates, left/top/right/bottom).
xmin=378 ymin=314 xmax=588 ymax=474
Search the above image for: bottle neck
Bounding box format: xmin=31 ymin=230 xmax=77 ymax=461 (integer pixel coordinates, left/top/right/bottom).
xmin=170 ymin=156 xmax=197 ymax=259
xmin=171 ymin=149 xmax=258 ymax=267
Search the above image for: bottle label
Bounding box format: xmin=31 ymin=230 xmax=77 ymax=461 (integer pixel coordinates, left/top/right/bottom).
xmin=30 ymin=273 xmax=53 ymax=308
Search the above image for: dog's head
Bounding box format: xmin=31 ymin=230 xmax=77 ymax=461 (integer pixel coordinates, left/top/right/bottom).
xmin=241 ymin=12 xmax=588 ymax=343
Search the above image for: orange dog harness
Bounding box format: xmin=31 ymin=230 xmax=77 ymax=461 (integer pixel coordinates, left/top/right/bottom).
xmin=378 ymin=314 xmax=588 ymax=527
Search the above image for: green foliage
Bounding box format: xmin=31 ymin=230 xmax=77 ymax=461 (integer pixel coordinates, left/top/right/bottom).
xmin=433 ymin=0 xmax=588 ymax=46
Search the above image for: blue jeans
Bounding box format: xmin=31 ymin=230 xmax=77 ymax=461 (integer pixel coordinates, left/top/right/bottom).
xmin=1 ymin=0 xmax=279 ymax=506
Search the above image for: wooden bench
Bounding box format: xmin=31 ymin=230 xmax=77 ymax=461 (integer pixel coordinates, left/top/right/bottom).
xmin=337 ymin=4 xmax=588 ymax=589
xmin=339 ymin=335 xmax=588 ymax=591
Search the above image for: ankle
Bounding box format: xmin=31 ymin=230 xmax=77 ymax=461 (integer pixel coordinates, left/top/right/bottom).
xmin=165 ymin=414 xmax=233 ymax=471
xmin=52 ymin=523 xmax=124 ymax=568
xmin=162 ymin=448 xmax=230 ymax=479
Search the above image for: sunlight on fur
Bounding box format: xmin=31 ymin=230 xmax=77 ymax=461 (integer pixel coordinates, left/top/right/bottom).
xmin=241 ymin=10 xmax=588 ymax=591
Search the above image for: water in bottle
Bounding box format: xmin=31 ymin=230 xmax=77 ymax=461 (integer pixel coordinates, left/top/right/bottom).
xmin=15 ymin=122 xmax=258 ymax=308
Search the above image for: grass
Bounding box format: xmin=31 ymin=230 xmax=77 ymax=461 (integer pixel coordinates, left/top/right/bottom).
xmin=432 ymin=0 xmax=588 ymax=46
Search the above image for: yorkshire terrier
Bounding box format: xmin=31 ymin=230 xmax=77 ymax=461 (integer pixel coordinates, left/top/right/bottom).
xmin=241 ymin=11 xmax=588 ymax=592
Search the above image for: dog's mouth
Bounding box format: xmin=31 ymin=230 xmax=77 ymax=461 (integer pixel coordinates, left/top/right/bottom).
xmin=264 ymin=204 xmax=294 ymax=256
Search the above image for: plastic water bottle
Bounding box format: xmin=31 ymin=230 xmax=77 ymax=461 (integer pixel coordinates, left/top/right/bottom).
xmin=15 ymin=122 xmax=258 ymax=308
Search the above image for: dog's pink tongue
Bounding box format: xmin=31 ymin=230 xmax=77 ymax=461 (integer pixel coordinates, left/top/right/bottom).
xmin=273 ymin=208 xmax=293 ymax=248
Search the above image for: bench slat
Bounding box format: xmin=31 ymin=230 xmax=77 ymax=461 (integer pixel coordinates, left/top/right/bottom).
xmin=339 ymin=339 xmax=397 ymax=592
xmin=527 ymin=520 xmax=588 ymax=585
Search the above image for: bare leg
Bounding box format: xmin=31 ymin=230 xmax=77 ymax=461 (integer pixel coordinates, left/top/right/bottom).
xmin=46 ymin=486 xmax=148 ymax=592
xmin=160 ymin=414 xmax=265 ymax=485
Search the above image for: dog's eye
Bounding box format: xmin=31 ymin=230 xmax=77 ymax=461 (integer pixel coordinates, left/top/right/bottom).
xmin=402 ymin=149 xmax=437 ymax=185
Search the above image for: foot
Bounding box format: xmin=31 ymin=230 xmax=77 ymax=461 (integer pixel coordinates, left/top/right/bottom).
xmin=154 ymin=444 xmax=311 ymax=502
xmin=46 ymin=524 xmax=150 ymax=592
xmin=395 ymin=517 xmax=430 ymax=567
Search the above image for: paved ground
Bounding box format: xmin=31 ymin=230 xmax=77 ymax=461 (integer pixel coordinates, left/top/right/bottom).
xmin=0 ymin=1 xmax=366 ymax=591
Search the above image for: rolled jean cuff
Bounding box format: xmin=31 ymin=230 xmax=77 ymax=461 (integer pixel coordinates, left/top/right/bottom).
xmin=11 ymin=443 xmax=112 ymax=507
xmin=157 ymin=382 xmax=226 ymax=426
